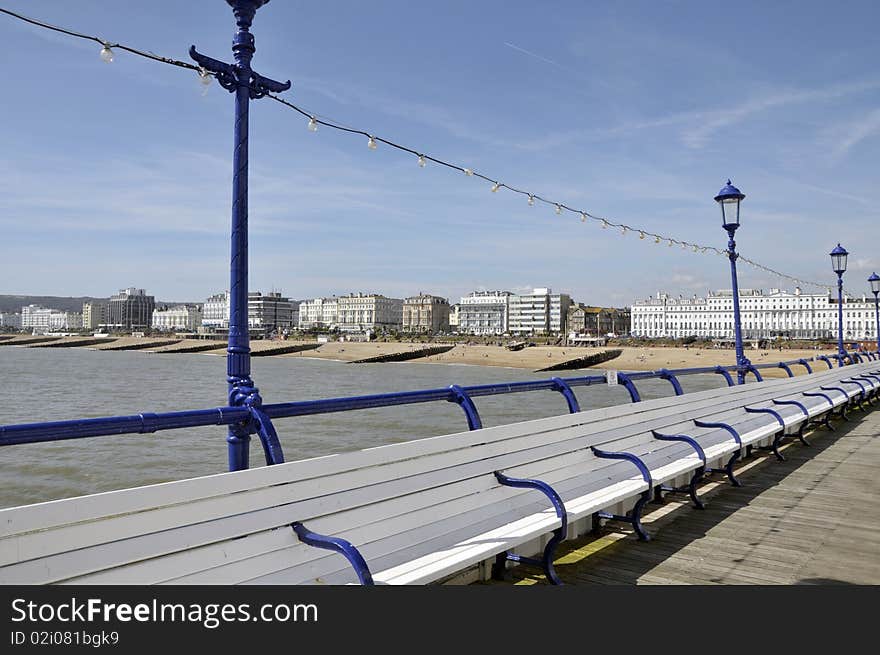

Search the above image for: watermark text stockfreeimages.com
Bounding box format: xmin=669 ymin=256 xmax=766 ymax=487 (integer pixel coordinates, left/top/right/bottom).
xmin=10 ymin=597 xmax=318 ymax=630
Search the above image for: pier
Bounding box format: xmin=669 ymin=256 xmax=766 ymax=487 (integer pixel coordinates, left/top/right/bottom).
xmin=488 ymin=407 xmax=880 ymax=585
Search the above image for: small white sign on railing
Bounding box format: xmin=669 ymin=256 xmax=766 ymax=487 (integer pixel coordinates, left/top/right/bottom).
xmin=607 ymin=370 xmax=618 ymax=386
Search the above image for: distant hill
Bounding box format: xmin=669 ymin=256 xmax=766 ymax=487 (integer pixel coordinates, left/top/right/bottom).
xmin=0 ymin=295 xmax=199 ymax=314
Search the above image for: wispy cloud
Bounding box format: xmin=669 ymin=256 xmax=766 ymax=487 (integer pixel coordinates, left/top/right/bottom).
xmin=513 ymin=78 xmax=880 ymax=152
xmin=827 ymin=107 xmax=880 ymax=158
xmin=294 ymin=76 xmax=516 ymax=150
xmin=850 ymin=257 xmax=878 ymax=273
xmin=681 ymin=79 xmax=880 ymax=148
xmin=669 ymin=273 xmax=708 ymax=291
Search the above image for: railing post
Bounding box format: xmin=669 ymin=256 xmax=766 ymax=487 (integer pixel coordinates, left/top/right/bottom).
xmin=616 ymin=372 xmax=641 ymax=403
xmin=550 ymin=377 xmax=580 ymax=413
xmin=448 ymin=385 xmax=483 ymax=430
xmin=658 ymin=369 xmax=683 ymax=396
xmin=190 ymin=0 xmax=291 ymax=471
xmin=777 ymin=362 xmax=794 ymax=378
xmin=714 ymin=366 xmax=735 ymax=387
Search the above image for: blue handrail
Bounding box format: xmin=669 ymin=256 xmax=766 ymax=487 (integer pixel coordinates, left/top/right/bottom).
xmin=0 ymin=354 xmax=861 ymax=469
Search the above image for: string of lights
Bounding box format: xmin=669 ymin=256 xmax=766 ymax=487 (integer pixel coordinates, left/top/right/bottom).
xmin=1 ymin=6 xmax=845 ymax=294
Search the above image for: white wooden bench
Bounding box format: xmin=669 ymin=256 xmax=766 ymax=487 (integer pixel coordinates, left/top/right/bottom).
xmin=0 ymin=362 xmax=876 ymax=586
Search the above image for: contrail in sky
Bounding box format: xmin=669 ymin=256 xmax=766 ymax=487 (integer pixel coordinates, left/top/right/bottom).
xmin=503 ymin=42 xmax=562 ymax=68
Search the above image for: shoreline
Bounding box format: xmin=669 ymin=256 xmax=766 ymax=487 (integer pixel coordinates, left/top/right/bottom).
xmin=2 ymin=335 xmax=832 ymax=375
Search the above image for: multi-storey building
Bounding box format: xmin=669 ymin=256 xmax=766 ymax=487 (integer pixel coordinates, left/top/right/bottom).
xmin=20 ymin=305 xmax=47 ymax=330
xmin=103 ymin=288 xmax=155 ymax=332
xmin=49 ymin=312 xmax=82 ymax=330
xmin=569 ymin=305 xmax=631 ymax=337
xmin=152 ymin=305 xmax=203 ymax=331
xmin=337 ymin=293 xmax=403 ymax=333
xmin=631 ymin=288 xmax=879 ymax=341
xmin=507 ymin=288 xmax=571 ymax=335
xmin=298 ymin=297 xmax=339 ymax=330
xmin=82 ymin=301 xmax=107 ymax=330
xmin=21 ymin=305 xmax=81 ymax=332
xmin=458 ymin=291 xmax=511 ymax=335
xmin=448 ymin=304 xmax=460 ymax=330
xmin=248 ymin=292 xmax=299 ymax=333
xmin=402 ymin=294 xmax=450 ymax=333
xmin=0 ymin=312 xmax=21 ymax=329
xmin=202 ymin=291 xmax=230 ymax=330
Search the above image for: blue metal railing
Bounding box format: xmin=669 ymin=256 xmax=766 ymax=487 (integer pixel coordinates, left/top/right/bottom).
xmin=0 ymin=352 xmax=875 ymax=467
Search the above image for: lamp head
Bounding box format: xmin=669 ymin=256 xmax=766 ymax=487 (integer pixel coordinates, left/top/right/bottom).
xmin=830 ymin=244 xmax=848 ymax=275
xmin=714 ymin=180 xmax=745 ymax=229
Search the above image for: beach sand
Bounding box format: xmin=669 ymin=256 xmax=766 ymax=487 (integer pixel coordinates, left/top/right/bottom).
xmin=293 ymin=341 xmax=826 ymax=376
xmin=3 ymin=334 xmax=831 ymax=375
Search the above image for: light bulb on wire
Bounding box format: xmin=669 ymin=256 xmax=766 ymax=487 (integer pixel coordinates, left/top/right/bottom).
xmin=580 ymin=212 xmax=587 ymax=222
xmin=464 ymin=168 xmax=473 ymax=176
xmin=367 ymin=136 xmax=377 ymax=150
xmin=197 ymin=68 xmax=212 ymax=96
xmin=527 ymin=195 xmax=534 ymax=206
xmin=491 ymin=182 xmax=500 ymax=192
xmin=601 ymin=220 xmax=608 ymax=229
xmin=655 ymin=236 xmax=661 ymax=244
xmin=308 ymin=117 xmax=318 ymax=132
xmin=417 ymin=154 xmax=426 ymax=167
xmin=620 ymin=226 xmax=628 ymax=236
xmin=100 ymin=43 xmax=114 ymax=63
xmin=639 ymin=231 xmax=645 ymax=240
xmin=555 ymin=204 xmax=562 ymax=215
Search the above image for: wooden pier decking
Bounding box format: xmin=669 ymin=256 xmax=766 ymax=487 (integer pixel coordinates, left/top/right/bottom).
xmin=487 ymin=406 xmax=880 ymax=585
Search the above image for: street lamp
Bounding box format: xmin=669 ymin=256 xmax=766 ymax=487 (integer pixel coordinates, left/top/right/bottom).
xmin=829 ymin=244 xmax=848 ymax=366
xmin=714 ymin=180 xmax=751 ymax=385
xmin=869 ymin=272 xmax=880 ymax=355
xmin=190 ymin=1 xmax=291 ymax=471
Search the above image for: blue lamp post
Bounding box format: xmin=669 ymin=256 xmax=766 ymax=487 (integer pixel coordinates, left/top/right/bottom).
xmin=829 ymin=244 xmax=849 ymax=366
xmin=714 ymin=180 xmax=750 ymax=385
xmin=190 ymin=1 xmax=291 ymax=471
xmin=869 ymin=272 xmax=880 ymax=355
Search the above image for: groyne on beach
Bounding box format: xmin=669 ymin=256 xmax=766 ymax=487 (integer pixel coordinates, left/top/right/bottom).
xmin=535 ymin=349 xmax=623 ymax=372
xmin=349 ymin=344 xmax=455 ymax=363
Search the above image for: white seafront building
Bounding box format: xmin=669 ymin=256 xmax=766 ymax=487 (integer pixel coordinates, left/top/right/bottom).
xmin=0 ymin=312 xmax=22 ymax=329
xmin=21 ymin=305 xmax=82 ymax=333
xmin=298 ymin=297 xmax=339 ymax=330
xmin=631 ymin=288 xmax=879 ymax=341
xmin=507 ymin=288 xmax=571 ymax=336
xmin=202 ymin=292 xmax=230 ymax=330
xmin=336 ymin=293 xmax=403 ymax=333
xmin=458 ymin=291 xmax=512 ymax=335
xmin=152 ymin=305 xmax=203 ymax=331
xmin=202 ymin=291 xmax=299 ymax=333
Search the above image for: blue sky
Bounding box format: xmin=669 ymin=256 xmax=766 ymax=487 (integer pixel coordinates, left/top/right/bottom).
xmin=0 ymin=0 xmax=877 ymax=306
